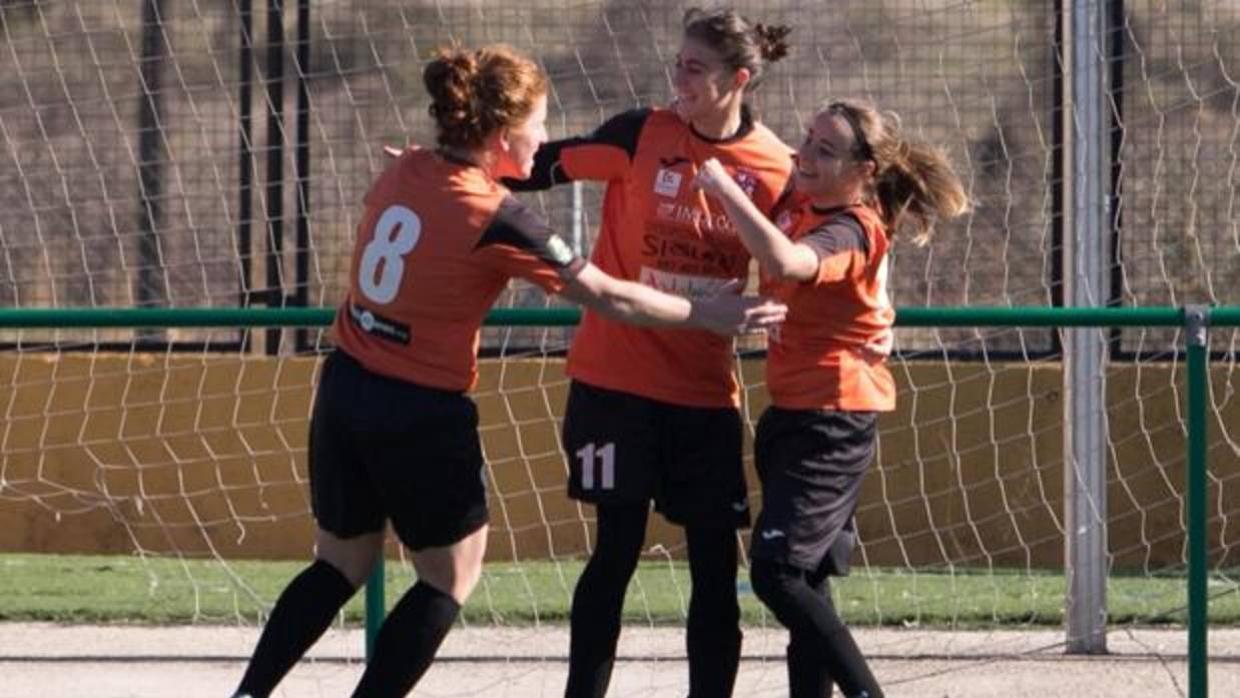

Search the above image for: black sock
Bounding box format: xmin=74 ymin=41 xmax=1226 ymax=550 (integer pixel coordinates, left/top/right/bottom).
xmin=788 ymin=632 xmax=833 ymax=698
xmin=788 ymin=574 xmax=834 ymax=698
xmin=750 ymin=559 xmax=882 ymax=698
xmin=235 ymin=559 xmax=357 ymax=698
xmin=685 ymin=525 xmax=742 ymax=698
xmin=564 ymin=505 xmax=648 ymax=698
xmin=351 ymin=581 xmax=461 ymax=697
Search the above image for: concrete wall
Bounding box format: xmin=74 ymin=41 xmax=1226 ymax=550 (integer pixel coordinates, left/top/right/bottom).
xmin=1 ymin=354 xmax=1236 ymax=571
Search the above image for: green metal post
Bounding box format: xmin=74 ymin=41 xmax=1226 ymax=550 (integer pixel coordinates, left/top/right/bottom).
xmin=1185 ymin=305 xmax=1209 ymax=698
xmin=364 ymin=562 xmax=385 ymax=660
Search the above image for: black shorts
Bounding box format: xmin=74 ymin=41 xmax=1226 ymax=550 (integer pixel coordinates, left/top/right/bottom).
xmin=561 ymin=380 xmax=750 ymax=528
xmin=748 ymin=407 xmax=877 ymax=575
xmin=309 ymin=350 xmax=488 ymax=551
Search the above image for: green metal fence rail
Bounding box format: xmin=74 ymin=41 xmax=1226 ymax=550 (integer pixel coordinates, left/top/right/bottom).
xmin=2 ymin=304 xmax=1235 ymax=698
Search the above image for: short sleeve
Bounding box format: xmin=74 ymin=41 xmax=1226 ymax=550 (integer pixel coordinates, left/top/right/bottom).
xmin=505 ymin=108 xmax=651 ymax=190
xmin=799 ymin=214 xmax=869 ymax=284
xmin=474 ymin=195 xmax=587 ymax=293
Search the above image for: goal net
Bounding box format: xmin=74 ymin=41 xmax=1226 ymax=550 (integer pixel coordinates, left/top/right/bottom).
xmin=1 ymin=1 xmax=1239 ymax=695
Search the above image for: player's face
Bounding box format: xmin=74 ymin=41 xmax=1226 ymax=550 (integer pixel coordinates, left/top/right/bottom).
xmin=671 ymin=37 xmax=740 ymax=123
xmin=497 ymin=92 xmax=549 ymax=180
xmin=793 ymin=110 xmax=873 ymax=206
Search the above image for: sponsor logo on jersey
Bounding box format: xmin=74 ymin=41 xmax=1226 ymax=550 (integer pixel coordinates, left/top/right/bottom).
xmin=638 ymin=267 xmax=737 ymax=299
xmin=348 ymin=302 xmax=411 ymax=344
xmin=760 ymin=529 xmax=787 ymax=541
xmin=731 ymin=500 xmax=749 ymax=513
xmin=653 ymin=200 xmax=737 ymax=235
xmin=654 ymin=168 xmax=683 ymax=198
xmin=640 ymin=234 xmax=745 ymax=272
xmin=732 ymin=168 xmax=759 ymax=198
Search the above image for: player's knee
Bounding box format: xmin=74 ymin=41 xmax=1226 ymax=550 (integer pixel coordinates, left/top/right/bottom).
xmin=416 ymin=558 xmax=482 ymax=604
xmin=749 ymin=558 xmax=796 ymax=610
xmin=315 ymin=529 xmax=383 ymax=588
xmin=414 ymin=526 xmax=488 ymax=603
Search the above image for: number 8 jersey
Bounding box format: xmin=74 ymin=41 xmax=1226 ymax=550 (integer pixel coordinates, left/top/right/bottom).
xmin=333 ymin=147 xmax=585 ymax=392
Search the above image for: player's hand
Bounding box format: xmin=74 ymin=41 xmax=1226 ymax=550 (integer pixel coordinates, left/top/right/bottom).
xmin=690 ymin=280 xmax=787 ymax=336
xmin=691 ymin=294 xmax=787 ymax=336
xmin=692 ymin=157 xmax=740 ymax=199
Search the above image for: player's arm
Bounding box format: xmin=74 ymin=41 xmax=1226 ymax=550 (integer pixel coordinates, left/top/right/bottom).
xmin=478 ymin=195 xmax=784 ymax=336
xmin=503 ymin=108 xmax=652 ymax=191
xmin=557 ymin=264 xmax=786 ymax=336
xmin=693 ymin=157 xmax=820 ymax=282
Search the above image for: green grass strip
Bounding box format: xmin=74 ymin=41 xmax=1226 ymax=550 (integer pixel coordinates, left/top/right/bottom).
xmin=2 ymin=553 xmax=1238 ymax=627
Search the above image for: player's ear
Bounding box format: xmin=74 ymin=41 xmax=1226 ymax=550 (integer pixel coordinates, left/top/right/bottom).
xmin=731 ymin=66 xmax=751 ymax=92
xmin=495 ymin=126 xmax=512 ymax=154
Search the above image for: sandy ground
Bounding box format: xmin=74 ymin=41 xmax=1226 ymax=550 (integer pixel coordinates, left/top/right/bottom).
xmin=2 ymin=623 xmax=1238 ymax=697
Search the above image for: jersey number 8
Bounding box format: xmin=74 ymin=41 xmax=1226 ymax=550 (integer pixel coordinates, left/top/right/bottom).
xmin=359 ymin=205 xmax=422 ymax=304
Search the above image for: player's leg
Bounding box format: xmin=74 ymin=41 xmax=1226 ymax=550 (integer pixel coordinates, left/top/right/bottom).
xmin=684 ymin=523 xmax=742 ymax=698
xmin=660 ymin=404 xmax=747 ymax=698
xmin=750 ymin=563 xmax=880 ymax=698
xmin=347 ymin=362 xmax=493 ymax=697
xmin=565 ymin=503 xmax=650 ymax=698
xmin=232 ymin=528 xmax=380 ymax=698
xmin=787 ymin=625 xmax=833 ymax=698
xmin=233 ymin=352 xmax=382 ymax=698
xmin=748 ymin=408 xmax=881 ymax=698
xmin=351 ymin=524 xmax=489 ymax=697
xmin=560 ymin=381 xmax=661 ymax=698
xmin=790 ymin=564 xmax=839 ymax=698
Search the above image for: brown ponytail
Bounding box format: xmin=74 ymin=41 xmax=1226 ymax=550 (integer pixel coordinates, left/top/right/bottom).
xmin=825 ymin=99 xmax=970 ymax=245
xmin=683 ymin=7 xmax=791 ymax=91
xmin=754 ymin=23 xmax=792 ymax=63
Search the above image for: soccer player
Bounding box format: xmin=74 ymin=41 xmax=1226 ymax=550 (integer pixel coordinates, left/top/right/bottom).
xmin=693 ymin=98 xmax=970 ymax=698
xmin=504 ymin=7 xmax=795 ymax=697
xmin=229 ymin=44 xmax=785 ymax=698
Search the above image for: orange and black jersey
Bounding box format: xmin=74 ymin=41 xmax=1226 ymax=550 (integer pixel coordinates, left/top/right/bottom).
xmin=761 ymin=197 xmax=895 ymax=411
xmin=333 ymin=147 xmax=586 ymax=392
xmin=510 ymin=106 xmax=793 ymax=407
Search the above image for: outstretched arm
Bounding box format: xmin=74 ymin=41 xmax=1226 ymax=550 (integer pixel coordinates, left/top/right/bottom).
xmin=557 ymin=264 xmax=785 ymax=336
xmin=504 ymin=107 xmax=652 ymax=192
xmin=694 ymin=158 xmax=819 ymax=282
xmin=474 ymin=193 xmax=785 ymax=336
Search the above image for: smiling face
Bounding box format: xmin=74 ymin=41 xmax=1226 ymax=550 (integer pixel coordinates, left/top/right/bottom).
xmin=671 ymin=37 xmax=745 ymax=129
xmin=492 ymin=92 xmax=548 ymax=181
xmin=793 ymin=109 xmax=874 ymax=207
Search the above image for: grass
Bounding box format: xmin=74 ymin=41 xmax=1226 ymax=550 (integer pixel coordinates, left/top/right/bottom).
xmin=2 ymin=553 xmax=1239 ymax=628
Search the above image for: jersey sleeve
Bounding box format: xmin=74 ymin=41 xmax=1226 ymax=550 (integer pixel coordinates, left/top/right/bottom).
xmin=505 ymin=108 xmax=652 ymax=191
xmin=799 ymin=214 xmax=870 ymax=285
xmin=474 ymin=194 xmax=587 ymax=293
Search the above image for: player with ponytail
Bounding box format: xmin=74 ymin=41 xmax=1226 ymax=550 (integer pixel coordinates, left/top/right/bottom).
xmin=505 ymin=8 xmax=796 ymax=696
xmin=696 ymin=97 xmax=969 ymax=698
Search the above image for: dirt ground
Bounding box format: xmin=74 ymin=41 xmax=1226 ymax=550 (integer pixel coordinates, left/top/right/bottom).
xmin=2 ymin=622 xmax=1238 ymax=697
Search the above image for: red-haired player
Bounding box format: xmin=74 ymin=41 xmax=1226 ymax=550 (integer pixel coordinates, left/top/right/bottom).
xmin=230 ymin=44 xmax=784 ymax=698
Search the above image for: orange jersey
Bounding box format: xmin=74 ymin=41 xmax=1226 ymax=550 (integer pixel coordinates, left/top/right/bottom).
xmin=761 ymin=198 xmax=895 ymax=411
xmin=333 ymin=147 xmax=585 ymax=392
xmin=512 ymin=107 xmax=793 ymax=407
